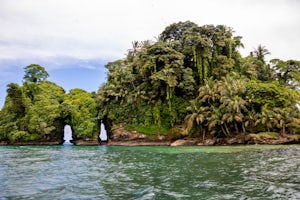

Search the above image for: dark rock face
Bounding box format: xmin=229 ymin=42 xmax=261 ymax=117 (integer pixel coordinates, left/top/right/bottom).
xmin=1 ymin=124 xmax=299 ymax=146
xmin=170 ymin=139 xmax=198 ymax=146
xmin=247 ymin=134 xmax=300 ymax=145
xmin=110 ymin=125 xmax=147 ymax=141
xmin=73 ymin=139 xmax=99 ymax=146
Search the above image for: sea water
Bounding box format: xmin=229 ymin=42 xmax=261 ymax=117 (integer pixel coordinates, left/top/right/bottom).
xmin=0 ymin=145 xmax=299 ymax=199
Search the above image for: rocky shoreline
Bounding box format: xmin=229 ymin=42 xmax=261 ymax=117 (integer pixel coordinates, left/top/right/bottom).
xmin=0 ymin=141 xmax=63 ymax=145
xmin=99 ymin=126 xmax=300 ymax=146
xmin=1 ymin=128 xmax=299 ymax=146
xmin=102 ymin=134 xmax=300 ymax=146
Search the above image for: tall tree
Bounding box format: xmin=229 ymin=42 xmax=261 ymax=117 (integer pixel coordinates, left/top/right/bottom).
xmin=250 ymin=45 xmax=273 ymax=81
xmin=253 ymin=44 xmax=270 ymax=64
xmin=270 ymin=59 xmax=300 ymax=88
xmin=159 ymin=21 xmax=197 ymax=42
xmin=23 ymin=64 xmax=49 ymax=83
xmin=185 ymin=99 xmax=207 ymax=139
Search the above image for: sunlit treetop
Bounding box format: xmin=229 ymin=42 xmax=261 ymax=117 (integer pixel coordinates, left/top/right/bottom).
xmin=23 ymin=64 xmax=49 ymax=83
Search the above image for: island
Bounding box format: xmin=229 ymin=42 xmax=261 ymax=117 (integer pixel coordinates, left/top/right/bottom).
xmin=0 ymin=21 xmax=299 ymax=146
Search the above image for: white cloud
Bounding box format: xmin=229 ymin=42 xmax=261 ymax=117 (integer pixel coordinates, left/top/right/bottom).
xmin=1 ymin=0 xmax=299 ymax=62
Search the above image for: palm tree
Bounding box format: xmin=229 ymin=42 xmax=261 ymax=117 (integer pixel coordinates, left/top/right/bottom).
xmin=197 ymin=78 xmax=220 ymax=105
xmin=281 ymin=107 xmax=300 ymax=135
xmin=127 ymin=41 xmax=140 ymax=62
xmin=252 ymin=45 xmax=273 ymax=81
xmin=221 ymin=96 xmax=247 ymax=133
xmin=219 ymin=75 xmax=248 ymax=134
xmin=239 ymin=56 xmax=258 ymax=79
xmin=253 ymin=44 xmax=270 ymax=64
xmin=185 ymin=100 xmax=208 ymax=138
xmin=207 ymin=107 xmax=229 ymax=137
xmin=255 ymin=106 xmax=278 ymax=132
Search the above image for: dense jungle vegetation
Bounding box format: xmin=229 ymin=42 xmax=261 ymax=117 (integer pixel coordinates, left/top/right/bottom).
xmin=0 ymin=21 xmax=300 ymax=143
xmin=98 ymin=21 xmax=300 ymax=139
xmin=0 ymin=64 xmax=99 ymax=142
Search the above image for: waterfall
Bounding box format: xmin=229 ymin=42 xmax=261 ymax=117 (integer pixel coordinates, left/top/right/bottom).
xmin=99 ymin=121 xmax=107 ymax=141
xmin=63 ymin=124 xmax=73 ymax=145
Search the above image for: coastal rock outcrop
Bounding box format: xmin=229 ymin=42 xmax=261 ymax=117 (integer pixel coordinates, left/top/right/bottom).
xmin=170 ymin=139 xmax=198 ymax=146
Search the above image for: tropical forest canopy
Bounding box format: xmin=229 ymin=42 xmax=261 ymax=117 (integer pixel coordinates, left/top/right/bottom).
xmin=0 ymin=21 xmax=300 ymax=143
xmin=0 ymin=64 xmax=99 ymax=142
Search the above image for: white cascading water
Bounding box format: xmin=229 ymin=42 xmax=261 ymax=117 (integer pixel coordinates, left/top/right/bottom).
xmin=63 ymin=124 xmax=73 ymax=145
xmin=99 ymin=121 xmax=107 ymax=141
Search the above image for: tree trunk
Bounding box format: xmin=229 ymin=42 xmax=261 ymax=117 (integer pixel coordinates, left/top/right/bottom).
xmin=224 ymin=123 xmax=230 ymax=136
xmin=282 ymin=123 xmax=286 ymax=136
xmin=234 ymin=122 xmax=239 ymax=133
xmin=241 ymin=123 xmax=246 ymax=133
xmin=221 ymin=124 xmax=230 ymax=137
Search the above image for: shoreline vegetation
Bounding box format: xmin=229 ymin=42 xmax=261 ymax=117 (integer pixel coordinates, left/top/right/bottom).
xmin=0 ymin=21 xmax=300 ymax=146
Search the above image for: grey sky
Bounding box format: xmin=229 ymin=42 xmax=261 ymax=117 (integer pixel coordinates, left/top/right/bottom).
xmin=1 ymin=0 xmax=299 ymax=61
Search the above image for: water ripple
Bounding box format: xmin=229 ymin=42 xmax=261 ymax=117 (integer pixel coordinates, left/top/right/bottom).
xmin=0 ymin=145 xmax=299 ymax=199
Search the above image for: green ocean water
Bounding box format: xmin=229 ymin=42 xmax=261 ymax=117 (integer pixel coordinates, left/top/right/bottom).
xmin=0 ymin=145 xmax=299 ymax=199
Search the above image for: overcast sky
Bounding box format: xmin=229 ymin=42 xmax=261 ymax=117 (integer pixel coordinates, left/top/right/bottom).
xmin=0 ymin=0 xmax=300 ymax=107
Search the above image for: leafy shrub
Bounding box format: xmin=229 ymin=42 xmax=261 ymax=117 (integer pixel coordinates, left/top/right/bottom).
xmin=8 ymin=131 xmax=39 ymax=142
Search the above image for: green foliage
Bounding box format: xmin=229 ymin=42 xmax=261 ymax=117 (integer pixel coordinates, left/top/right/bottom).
xmin=159 ymin=21 xmax=197 ymax=42
xmin=6 ymin=83 xmax=26 ymax=117
xmin=246 ymin=81 xmax=298 ymax=110
xmin=270 ymin=59 xmax=300 ymax=88
xmin=24 ymin=81 xmax=65 ymax=141
xmin=249 ymin=132 xmax=280 ymax=140
xmin=95 ymin=21 xmax=300 ymax=138
xmin=96 ymin=22 xmax=246 ymax=136
xmin=125 ymin=123 xmax=168 ymax=136
xmin=62 ymin=88 xmax=98 ymax=139
xmin=8 ymin=131 xmax=39 ymax=142
xmin=23 ymin=64 xmax=49 ymax=83
xmin=1 ymin=22 xmax=300 ymax=143
xmin=0 ymin=67 xmax=99 ymax=142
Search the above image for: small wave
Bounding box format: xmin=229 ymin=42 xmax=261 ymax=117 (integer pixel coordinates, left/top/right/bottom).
xmin=133 ymin=186 xmax=155 ymax=199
